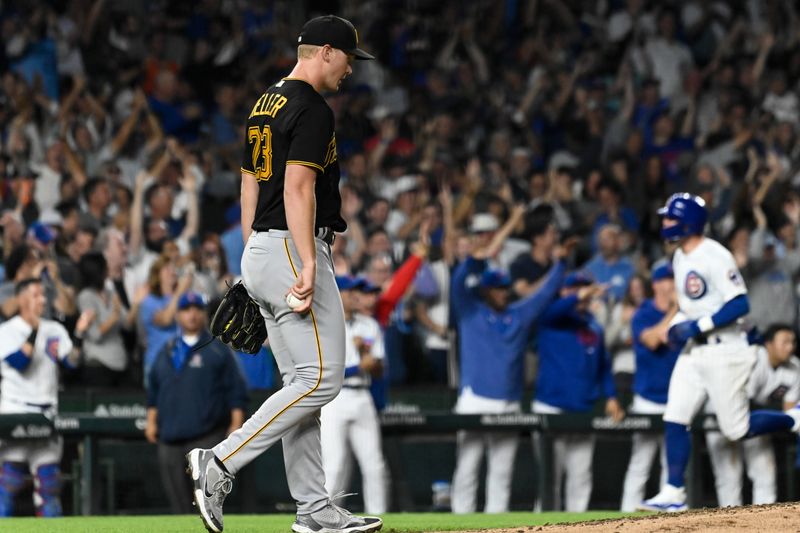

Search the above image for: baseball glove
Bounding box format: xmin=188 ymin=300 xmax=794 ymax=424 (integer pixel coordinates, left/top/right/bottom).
xmin=210 ymin=281 xmax=267 ymax=354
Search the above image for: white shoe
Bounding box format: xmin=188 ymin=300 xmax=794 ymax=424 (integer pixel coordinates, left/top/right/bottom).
xmin=637 ymin=484 xmax=688 ymax=512
xmin=292 ymin=503 xmax=382 ymax=533
xmin=186 ymin=448 xmax=234 ymax=532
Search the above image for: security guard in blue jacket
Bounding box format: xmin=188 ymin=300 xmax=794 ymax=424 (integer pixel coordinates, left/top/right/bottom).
xmin=532 ymin=272 xmax=624 ymax=512
xmin=145 ymin=292 xmax=248 ymax=514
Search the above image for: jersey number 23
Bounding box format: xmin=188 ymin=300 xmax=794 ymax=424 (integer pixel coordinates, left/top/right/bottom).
xmin=248 ymin=125 xmax=273 ymax=181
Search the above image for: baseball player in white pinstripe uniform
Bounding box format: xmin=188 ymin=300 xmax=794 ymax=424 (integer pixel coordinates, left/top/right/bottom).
xmin=640 ymin=193 xmax=800 ymax=512
xmin=705 ymin=324 xmax=800 ymax=507
xmin=321 ymin=276 xmax=389 ymax=514
xmin=0 ymin=278 xmax=91 ymax=516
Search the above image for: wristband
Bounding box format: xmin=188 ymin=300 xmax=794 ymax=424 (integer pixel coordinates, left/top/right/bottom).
xmin=27 ymin=328 xmax=38 ymax=346
xmin=697 ymin=316 xmax=715 ymax=333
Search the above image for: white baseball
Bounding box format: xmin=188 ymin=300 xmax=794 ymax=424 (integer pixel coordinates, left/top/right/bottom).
xmin=286 ymin=293 xmax=305 ymax=309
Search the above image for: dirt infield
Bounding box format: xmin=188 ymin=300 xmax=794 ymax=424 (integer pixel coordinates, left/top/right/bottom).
xmin=468 ymin=502 xmax=800 ymax=532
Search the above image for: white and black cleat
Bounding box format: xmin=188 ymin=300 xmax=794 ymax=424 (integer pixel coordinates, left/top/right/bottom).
xmin=186 ymin=448 xmax=234 ymax=532
xmin=291 ymin=503 xmax=383 ymax=533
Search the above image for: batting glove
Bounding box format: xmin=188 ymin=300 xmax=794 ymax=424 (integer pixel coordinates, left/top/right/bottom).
xmin=746 ymin=326 xmax=763 ymax=345
xmin=668 ymin=320 xmax=701 ymax=346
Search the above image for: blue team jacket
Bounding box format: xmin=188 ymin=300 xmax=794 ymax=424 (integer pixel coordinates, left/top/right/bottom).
xmin=631 ymin=299 xmax=681 ymax=404
xmin=535 ymin=295 xmax=616 ymax=411
xmin=451 ymin=257 xmax=565 ymax=401
xmin=147 ymin=331 xmax=248 ymax=443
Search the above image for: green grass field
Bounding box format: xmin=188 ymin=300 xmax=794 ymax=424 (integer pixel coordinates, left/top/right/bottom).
xmin=4 ymin=511 xmax=635 ymax=532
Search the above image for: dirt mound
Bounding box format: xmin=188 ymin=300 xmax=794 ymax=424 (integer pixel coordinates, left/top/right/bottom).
xmin=477 ymin=502 xmax=800 ymax=532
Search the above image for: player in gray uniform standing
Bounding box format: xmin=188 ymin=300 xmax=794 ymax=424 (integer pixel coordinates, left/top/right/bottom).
xmin=186 ymin=15 xmax=382 ymax=533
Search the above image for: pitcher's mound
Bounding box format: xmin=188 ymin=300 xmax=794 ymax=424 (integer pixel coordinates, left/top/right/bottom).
xmin=490 ymin=502 xmax=800 ymax=532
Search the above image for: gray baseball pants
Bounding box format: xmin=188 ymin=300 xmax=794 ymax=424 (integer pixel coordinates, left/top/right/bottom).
xmin=212 ymin=229 xmax=345 ymax=515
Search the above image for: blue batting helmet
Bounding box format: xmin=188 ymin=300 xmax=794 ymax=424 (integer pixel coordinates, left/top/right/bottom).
xmin=657 ymin=193 xmax=707 ymax=241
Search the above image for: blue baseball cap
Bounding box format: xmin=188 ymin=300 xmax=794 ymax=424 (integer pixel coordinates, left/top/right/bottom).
xmin=29 ymin=222 xmax=56 ymax=245
xmin=335 ymin=275 xmax=361 ymax=291
xmin=480 ymin=269 xmax=512 ymax=289
xmin=353 ymin=276 xmax=381 ymax=293
xmin=563 ymin=271 xmax=594 ymax=288
xmin=178 ymin=291 xmax=207 ymax=310
xmin=652 ymin=264 xmax=674 ymax=282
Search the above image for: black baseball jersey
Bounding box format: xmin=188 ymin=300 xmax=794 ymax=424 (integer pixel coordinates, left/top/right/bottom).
xmin=241 ymin=78 xmax=346 ymax=233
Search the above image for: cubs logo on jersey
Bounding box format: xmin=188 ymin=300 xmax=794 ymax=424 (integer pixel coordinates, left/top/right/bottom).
xmin=768 ymin=385 xmax=789 ymax=403
xmin=45 ymin=337 xmax=60 ymax=363
xmin=727 ymin=269 xmax=743 ymax=286
xmin=684 ymin=271 xmax=707 ymax=299
xmin=486 ymin=313 xmax=515 ymax=335
xmin=577 ymin=327 xmax=600 ymax=352
xmin=189 ymin=353 xmax=204 ymax=368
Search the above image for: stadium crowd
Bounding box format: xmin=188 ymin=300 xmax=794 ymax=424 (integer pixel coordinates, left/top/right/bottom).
xmin=2 ymin=0 xmax=800 ymax=515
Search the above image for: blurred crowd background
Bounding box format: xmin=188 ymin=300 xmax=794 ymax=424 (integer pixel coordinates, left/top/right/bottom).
xmin=1 ymin=0 xmax=800 ymax=394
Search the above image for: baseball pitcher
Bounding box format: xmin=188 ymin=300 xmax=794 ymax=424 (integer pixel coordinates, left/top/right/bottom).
xmin=185 ymin=15 xmax=382 ymax=533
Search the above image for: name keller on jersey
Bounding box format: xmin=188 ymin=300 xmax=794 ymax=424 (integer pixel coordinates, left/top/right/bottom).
xmin=249 ymin=92 xmax=288 ymax=119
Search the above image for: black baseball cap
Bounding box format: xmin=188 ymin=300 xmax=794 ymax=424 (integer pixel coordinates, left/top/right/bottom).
xmin=298 ymin=15 xmax=374 ymax=60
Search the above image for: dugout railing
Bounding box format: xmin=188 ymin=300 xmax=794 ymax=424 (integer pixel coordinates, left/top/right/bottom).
xmin=1 ymin=411 xmax=796 ymax=514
